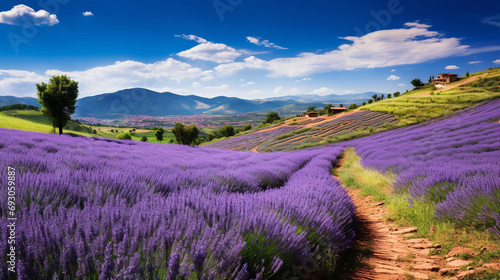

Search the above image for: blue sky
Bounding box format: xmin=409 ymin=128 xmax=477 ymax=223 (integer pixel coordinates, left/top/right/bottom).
xmin=0 ymin=0 xmax=499 ymax=99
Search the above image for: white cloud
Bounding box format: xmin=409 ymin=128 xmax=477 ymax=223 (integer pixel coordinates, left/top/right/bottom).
xmin=192 ymin=82 xmax=202 ymax=88
xmin=391 ymin=69 xmax=396 ymax=72
xmin=241 ymin=81 xmax=255 ymax=86
xmin=344 ymin=90 xmax=354 ymax=94
xmin=387 ymin=75 xmax=401 ymax=80
xmin=468 ymin=61 xmax=482 ymax=64
xmin=175 ymin=34 xmax=208 ymax=44
xmin=204 ymin=84 xmax=229 ymax=91
xmin=404 ymin=21 xmax=431 ymax=29
xmin=83 ymin=11 xmax=93 ymax=16
xmin=0 ymin=4 xmax=58 ymax=26
xmin=483 ymin=14 xmax=500 ymax=27
xmin=216 ymin=22 xmax=500 ymax=77
xmin=178 ymin=42 xmax=241 ymax=63
xmin=0 ymin=69 xmax=48 ymax=97
xmin=493 ymin=59 xmax=500 ymax=64
xmin=398 ymin=83 xmax=406 ymax=87
xmin=445 ymin=65 xmax=459 ymax=70
xmin=246 ymin=36 xmax=287 ymax=50
xmin=312 ymin=87 xmax=334 ymax=95
xmin=42 ymin=58 xmax=211 ymax=97
xmin=273 ymin=86 xmax=283 ymax=94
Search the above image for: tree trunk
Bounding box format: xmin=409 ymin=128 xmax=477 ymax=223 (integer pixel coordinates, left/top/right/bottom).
xmin=58 ymin=126 xmax=63 ymax=135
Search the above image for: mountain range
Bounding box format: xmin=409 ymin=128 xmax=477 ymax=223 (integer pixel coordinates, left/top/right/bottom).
xmin=0 ymin=89 xmax=376 ymax=119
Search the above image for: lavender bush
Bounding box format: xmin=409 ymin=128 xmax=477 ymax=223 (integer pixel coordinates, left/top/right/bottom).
xmin=351 ymin=99 xmax=500 ymax=235
xmin=0 ymin=128 xmax=355 ymax=279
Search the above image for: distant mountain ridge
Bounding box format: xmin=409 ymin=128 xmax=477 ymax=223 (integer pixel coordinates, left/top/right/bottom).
xmin=0 ymin=89 xmax=378 ymax=119
xmin=0 ymin=96 xmax=40 ymax=108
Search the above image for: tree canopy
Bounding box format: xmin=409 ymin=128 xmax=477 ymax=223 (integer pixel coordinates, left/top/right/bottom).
xmin=411 ymin=78 xmax=424 ymax=88
xmin=155 ymin=127 xmax=165 ymax=143
xmin=172 ymin=123 xmax=199 ymax=146
xmin=36 ymin=75 xmax=79 ymax=135
xmin=263 ymin=112 xmax=280 ymax=124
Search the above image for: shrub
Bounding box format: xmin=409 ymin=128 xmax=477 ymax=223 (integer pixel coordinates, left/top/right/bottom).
xmin=140 ymin=136 xmax=148 ymax=142
xmin=242 ymin=124 xmax=252 ymax=131
xmin=117 ymin=132 xmax=132 ymax=140
xmin=219 ymin=125 xmax=236 ymax=137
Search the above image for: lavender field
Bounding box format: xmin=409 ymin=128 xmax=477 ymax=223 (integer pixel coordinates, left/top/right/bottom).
xmin=0 ymin=128 xmax=355 ymax=279
xmin=351 ymin=99 xmax=500 ymax=235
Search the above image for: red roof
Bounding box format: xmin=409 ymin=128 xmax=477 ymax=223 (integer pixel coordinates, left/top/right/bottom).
xmin=439 ymin=73 xmax=458 ymax=76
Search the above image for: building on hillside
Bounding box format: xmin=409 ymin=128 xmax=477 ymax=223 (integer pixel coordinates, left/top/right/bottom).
xmin=304 ymin=111 xmax=319 ymax=118
xmin=431 ymin=73 xmax=459 ymax=84
xmin=328 ymin=107 xmax=347 ymax=114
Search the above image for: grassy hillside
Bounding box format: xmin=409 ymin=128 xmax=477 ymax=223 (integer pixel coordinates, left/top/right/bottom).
xmin=0 ymin=110 xmax=93 ymax=135
xmin=361 ymin=68 xmax=500 ymax=126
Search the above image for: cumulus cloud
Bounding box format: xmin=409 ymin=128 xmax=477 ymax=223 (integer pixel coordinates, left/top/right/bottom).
xmin=0 ymin=4 xmax=58 ymax=26
xmin=469 ymin=61 xmax=482 ymax=64
xmin=398 ymin=83 xmax=406 ymax=87
xmin=0 ymin=69 xmax=48 ymax=97
xmin=0 ymin=58 xmax=212 ymax=98
xmin=215 ymin=22 xmax=500 ymax=77
xmin=83 ymin=11 xmax=93 ymax=16
xmin=387 ymin=75 xmax=401 ymax=80
xmin=178 ymin=42 xmax=241 ymax=63
xmin=494 ymin=59 xmax=500 ymax=64
xmin=445 ymin=65 xmax=459 ymax=70
xmin=391 ymin=69 xmax=396 ymax=72
xmin=175 ymin=34 xmax=242 ymax=63
xmin=246 ymin=36 xmax=287 ymax=50
xmin=312 ymin=87 xmax=334 ymax=95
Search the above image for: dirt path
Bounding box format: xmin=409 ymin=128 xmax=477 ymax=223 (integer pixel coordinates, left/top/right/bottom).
xmin=418 ymin=73 xmax=500 ymax=96
xmin=333 ymin=159 xmax=474 ymax=280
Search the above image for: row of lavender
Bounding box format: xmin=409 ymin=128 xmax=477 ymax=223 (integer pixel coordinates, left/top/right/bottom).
xmin=350 ymin=99 xmax=500 ymax=235
xmin=0 ymin=128 xmax=355 ymax=279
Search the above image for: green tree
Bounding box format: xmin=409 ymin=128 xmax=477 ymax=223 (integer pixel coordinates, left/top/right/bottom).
xmin=348 ymin=103 xmax=357 ymax=109
xmin=466 ymin=71 xmax=470 ymax=78
xmin=339 ymin=104 xmax=344 ymax=108
xmin=219 ymin=125 xmax=236 ymax=137
xmin=368 ymin=99 xmax=373 ymax=104
xmin=362 ymin=102 xmax=366 ymax=106
xmin=155 ymin=127 xmax=165 ymax=143
xmin=411 ymin=78 xmax=424 ymax=88
xmin=92 ymin=129 xmax=97 ymax=134
xmin=263 ymin=112 xmax=280 ymax=124
xmin=36 ymin=75 xmax=79 ymax=135
xmin=172 ymin=123 xmax=199 ymax=146
xmin=307 ymin=106 xmax=317 ymax=112
xmin=393 ymin=91 xmax=401 ymax=97
xmin=371 ymin=94 xmax=378 ymax=102
xmin=387 ymin=93 xmax=392 ymax=98
xmin=140 ymin=136 xmax=148 ymax=142
xmin=242 ymin=124 xmax=252 ymax=131
xmin=117 ymin=131 xmax=132 ymax=140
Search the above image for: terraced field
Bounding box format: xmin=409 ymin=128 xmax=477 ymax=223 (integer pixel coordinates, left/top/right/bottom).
xmin=206 ymin=111 xmax=398 ymax=152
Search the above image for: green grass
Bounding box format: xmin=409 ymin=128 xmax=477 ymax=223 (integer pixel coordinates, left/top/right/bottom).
xmin=338 ymin=147 xmax=500 ymax=256
xmin=0 ymin=110 xmax=92 ymax=136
